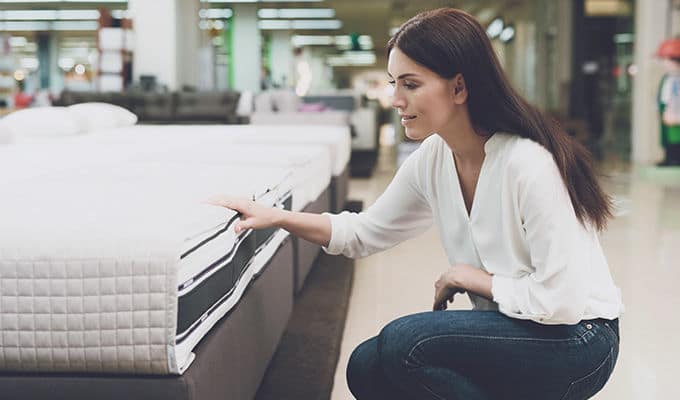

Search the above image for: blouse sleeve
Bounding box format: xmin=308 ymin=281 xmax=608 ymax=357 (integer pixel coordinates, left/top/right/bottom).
xmin=322 ymin=144 xmax=433 ymax=259
xmin=491 ymin=157 xmax=591 ymax=324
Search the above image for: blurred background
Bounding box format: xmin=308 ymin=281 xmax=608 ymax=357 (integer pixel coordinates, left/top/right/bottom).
xmin=1 ymin=1 xmax=680 ymax=399
xmin=1 ymin=0 xmax=678 ymax=166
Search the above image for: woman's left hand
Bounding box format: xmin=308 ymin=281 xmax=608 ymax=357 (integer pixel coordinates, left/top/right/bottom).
xmin=433 ymin=265 xmax=468 ymax=311
xmin=433 ymin=264 xmax=494 ymax=311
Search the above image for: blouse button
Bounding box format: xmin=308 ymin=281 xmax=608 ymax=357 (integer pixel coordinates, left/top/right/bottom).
xmin=586 ymin=323 xmax=593 ymax=330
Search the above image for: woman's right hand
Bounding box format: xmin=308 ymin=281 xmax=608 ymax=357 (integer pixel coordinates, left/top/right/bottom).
xmin=206 ymin=196 xmax=281 ymax=234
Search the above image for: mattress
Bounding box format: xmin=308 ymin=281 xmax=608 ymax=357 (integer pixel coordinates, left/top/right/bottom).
xmin=0 ymin=238 xmax=296 ymax=400
xmin=79 ymin=124 xmax=352 ymax=177
xmin=0 ymin=131 xmax=332 ymax=213
xmin=0 ymin=162 xmax=293 ymax=375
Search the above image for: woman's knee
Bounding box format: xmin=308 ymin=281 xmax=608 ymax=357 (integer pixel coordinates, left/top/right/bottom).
xmin=346 ymin=336 xmax=380 ymax=397
xmin=377 ymin=314 xmax=429 ymax=374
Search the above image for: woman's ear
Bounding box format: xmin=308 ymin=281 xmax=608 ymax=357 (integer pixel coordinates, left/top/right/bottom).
xmin=451 ymin=73 xmax=468 ymax=104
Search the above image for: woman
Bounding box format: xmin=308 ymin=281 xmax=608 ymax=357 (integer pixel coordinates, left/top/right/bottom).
xmin=210 ymin=8 xmax=623 ymax=400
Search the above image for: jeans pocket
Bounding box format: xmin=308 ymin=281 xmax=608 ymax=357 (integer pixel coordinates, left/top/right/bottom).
xmin=560 ymin=348 xmax=614 ymax=400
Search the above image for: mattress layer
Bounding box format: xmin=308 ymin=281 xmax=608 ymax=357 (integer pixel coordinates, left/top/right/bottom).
xmin=0 ymin=162 xmax=294 ymax=375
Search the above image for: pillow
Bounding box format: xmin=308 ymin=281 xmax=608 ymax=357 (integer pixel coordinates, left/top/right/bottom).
xmin=68 ymin=102 xmax=138 ymax=133
xmin=0 ymin=107 xmax=82 ymax=141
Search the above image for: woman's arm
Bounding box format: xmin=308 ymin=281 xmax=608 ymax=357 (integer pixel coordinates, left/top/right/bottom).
xmin=433 ymin=264 xmax=493 ymax=311
xmin=207 ymin=197 xmax=332 ymax=247
xmin=211 ymin=137 xmax=437 ymax=258
xmin=490 ymin=158 xmax=590 ymax=324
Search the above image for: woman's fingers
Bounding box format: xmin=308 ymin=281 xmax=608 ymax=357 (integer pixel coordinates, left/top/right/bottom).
xmin=433 ymin=288 xmax=449 ymax=311
xmin=205 ymin=195 xmax=249 ymax=213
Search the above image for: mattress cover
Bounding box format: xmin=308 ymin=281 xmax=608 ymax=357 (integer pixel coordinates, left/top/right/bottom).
xmin=0 ymin=132 xmax=332 ymax=212
xmin=0 ymin=162 xmax=293 ymax=375
xmin=81 ymin=124 xmax=352 ymax=176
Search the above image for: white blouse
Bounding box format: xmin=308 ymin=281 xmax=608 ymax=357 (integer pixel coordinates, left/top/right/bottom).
xmin=324 ymin=132 xmax=624 ymax=325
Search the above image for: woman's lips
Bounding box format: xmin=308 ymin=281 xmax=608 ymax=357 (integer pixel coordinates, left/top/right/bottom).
xmin=401 ymin=115 xmax=417 ymax=125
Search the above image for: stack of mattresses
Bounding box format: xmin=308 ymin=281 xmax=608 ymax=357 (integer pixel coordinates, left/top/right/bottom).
xmin=0 ymin=121 xmax=349 ymax=398
xmin=72 ymin=124 xmax=352 ymax=292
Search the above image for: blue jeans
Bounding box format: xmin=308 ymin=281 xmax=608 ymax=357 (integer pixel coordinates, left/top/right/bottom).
xmin=347 ymin=310 xmax=619 ymax=400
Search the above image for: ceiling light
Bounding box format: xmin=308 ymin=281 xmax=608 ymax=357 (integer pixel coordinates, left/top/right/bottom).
xmin=58 ymin=57 xmax=75 ymax=70
xmin=258 ymin=8 xmax=334 ymax=19
xmin=258 ymin=19 xmax=341 ymax=30
xmin=486 ymin=18 xmax=503 ymax=39
xmin=0 ymin=21 xmax=49 ymax=31
xmin=327 ymin=51 xmax=376 ymax=66
xmin=292 ymin=19 xmax=341 ymax=29
xmin=9 ymin=36 xmax=27 ymax=47
xmin=0 ymin=0 xmax=124 ymax=2
xmin=292 ymin=35 xmax=334 ymax=46
xmin=199 ymin=8 xmax=233 ymax=19
xmin=53 ymin=20 xmax=99 ymax=30
xmin=20 ymin=57 xmax=38 ymax=70
xmin=0 ymin=9 xmax=100 ymax=21
xmin=613 ymin=33 xmax=634 ymax=44
xmin=111 ymin=10 xmax=131 ymax=19
xmin=13 ymin=69 xmax=25 ymax=81
xmin=0 ymin=20 xmax=98 ymax=31
xmin=499 ymin=25 xmax=515 ymax=43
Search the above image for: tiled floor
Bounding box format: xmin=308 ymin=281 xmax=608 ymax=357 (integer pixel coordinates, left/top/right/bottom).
xmin=330 ymin=144 xmax=680 ymax=400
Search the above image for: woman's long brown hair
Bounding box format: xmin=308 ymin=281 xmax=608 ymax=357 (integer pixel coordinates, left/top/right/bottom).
xmin=388 ymin=8 xmax=613 ymax=231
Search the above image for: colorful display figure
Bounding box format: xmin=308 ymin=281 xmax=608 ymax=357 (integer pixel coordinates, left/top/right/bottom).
xmin=657 ymin=38 xmax=680 ymax=166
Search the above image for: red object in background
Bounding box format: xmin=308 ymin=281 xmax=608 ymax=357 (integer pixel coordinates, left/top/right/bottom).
xmin=13 ymin=92 xmax=33 ymax=109
xmin=657 ymin=38 xmax=680 ymax=59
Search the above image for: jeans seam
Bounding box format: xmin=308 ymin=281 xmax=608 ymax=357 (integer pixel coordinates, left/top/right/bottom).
xmin=405 ymin=370 xmax=447 ymax=400
xmin=602 ymin=322 xmax=619 ymax=343
xmin=559 ymin=347 xmax=613 ymax=400
xmin=407 ymin=332 xmax=586 ymax=362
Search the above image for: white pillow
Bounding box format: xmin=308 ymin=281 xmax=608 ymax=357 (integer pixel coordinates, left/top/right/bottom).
xmin=68 ymin=102 xmax=138 ymax=133
xmin=0 ymin=107 xmax=82 ymax=141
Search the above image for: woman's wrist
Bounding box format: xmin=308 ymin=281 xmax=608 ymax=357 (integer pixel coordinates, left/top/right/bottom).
xmin=271 ymin=207 xmax=287 ymax=228
xmin=447 ymin=266 xmax=466 ymax=289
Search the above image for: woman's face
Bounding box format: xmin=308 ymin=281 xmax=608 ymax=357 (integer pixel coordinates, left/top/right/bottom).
xmin=387 ymin=47 xmax=465 ymax=141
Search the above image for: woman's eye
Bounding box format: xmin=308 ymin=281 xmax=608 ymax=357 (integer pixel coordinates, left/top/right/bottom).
xmin=388 ymin=80 xmax=396 ymax=86
xmin=403 ymin=82 xmax=417 ymax=89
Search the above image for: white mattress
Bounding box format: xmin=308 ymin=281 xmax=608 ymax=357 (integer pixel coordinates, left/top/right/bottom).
xmin=0 ymin=130 xmax=332 ymax=211
xmin=81 ymin=124 xmax=352 ymax=176
xmin=0 ymin=162 xmax=293 ymax=375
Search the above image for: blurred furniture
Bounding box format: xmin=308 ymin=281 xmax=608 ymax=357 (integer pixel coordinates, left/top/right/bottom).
xmin=251 ymin=90 xmax=379 ymax=177
xmin=303 ymin=92 xmax=379 ymax=177
xmin=55 ymin=90 xmax=242 ymax=124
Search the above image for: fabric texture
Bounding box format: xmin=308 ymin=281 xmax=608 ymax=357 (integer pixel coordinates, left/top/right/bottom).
xmin=346 ymin=310 xmax=619 ymax=400
xmin=324 ymin=133 xmax=624 ymax=325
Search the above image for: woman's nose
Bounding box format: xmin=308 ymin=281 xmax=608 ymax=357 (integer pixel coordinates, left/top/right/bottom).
xmin=391 ymin=93 xmax=406 ymax=109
